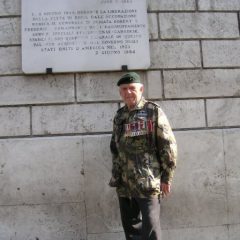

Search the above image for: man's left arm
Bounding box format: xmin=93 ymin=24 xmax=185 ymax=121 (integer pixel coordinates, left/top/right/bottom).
xmin=156 ymin=107 xmax=177 ymax=196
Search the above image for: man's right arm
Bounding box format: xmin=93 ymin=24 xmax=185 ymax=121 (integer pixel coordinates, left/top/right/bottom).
xmin=109 ymin=120 xmax=122 ymax=187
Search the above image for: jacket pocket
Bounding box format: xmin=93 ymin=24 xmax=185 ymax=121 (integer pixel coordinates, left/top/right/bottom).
xmin=137 ymin=176 xmax=160 ymax=192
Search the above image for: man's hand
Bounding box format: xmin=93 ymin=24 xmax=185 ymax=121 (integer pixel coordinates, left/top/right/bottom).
xmin=160 ymin=183 xmax=171 ymax=197
xmin=109 ymin=177 xmax=121 ymax=187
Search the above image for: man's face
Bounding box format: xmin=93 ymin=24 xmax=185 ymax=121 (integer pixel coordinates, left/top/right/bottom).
xmin=119 ymin=83 xmax=144 ymax=109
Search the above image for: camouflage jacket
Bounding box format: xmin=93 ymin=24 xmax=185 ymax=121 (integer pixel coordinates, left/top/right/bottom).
xmin=109 ymin=98 xmax=177 ymax=198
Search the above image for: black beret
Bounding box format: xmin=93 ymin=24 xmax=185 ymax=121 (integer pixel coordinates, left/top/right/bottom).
xmin=117 ymin=72 xmax=141 ymax=86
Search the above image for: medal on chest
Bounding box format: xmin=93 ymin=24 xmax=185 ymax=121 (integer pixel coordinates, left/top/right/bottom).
xmin=124 ymin=119 xmax=153 ymax=137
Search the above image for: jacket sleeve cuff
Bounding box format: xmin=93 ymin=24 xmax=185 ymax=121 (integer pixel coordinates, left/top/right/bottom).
xmin=161 ymin=171 xmax=173 ymax=184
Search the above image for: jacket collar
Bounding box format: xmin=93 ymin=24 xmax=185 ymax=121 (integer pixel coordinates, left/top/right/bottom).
xmin=123 ymin=97 xmax=146 ymax=112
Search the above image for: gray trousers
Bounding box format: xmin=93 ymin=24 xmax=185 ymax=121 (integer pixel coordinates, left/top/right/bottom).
xmin=118 ymin=197 xmax=162 ymax=240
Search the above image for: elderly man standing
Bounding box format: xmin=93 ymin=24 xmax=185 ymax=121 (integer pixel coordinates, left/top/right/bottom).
xmin=109 ymin=72 xmax=177 ymax=240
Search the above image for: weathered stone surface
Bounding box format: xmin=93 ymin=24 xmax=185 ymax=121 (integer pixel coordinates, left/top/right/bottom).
xmin=207 ymin=98 xmax=240 ymax=127
xmin=0 ymin=75 xmax=75 ymax=105
xmin=0 ymin=17 xmax=20 ymax=44
xmin=148 ymin=13 xmax=158 ymax=40
xmin=0 ymin=46 xmax=21 ymax=74
xmin=223 ymin=129 xmax=240 ymax=224
xmin=0 ymin=107 xmax=30 ymax=137
xmin=77 ymin=72 xmax=160 ymax=102
xmin=229 ymin=224 xmax=240 ymax=240
xmin=0 ymin=203 xmax=86 ymax=240
xmin=157 ymin=100 xmax=205 ymax=129
xmin=202 ymin=40 xmax=240 ymax=67
xmin=0 ymin=0 xmax=20 ymax=15
xmin=88 ymin=232 xmax=125 ymax=240
xmin=77 ymin=72 xmax=123 ymax=102
xmin=83 ymin=135 xmax=122 ymax=234
xmin=148 ymin=0 xmax=196 ymax=11
xmin=161 ymin=130 xmax=228 ymax=228
xmin=199 ymin=0 xmax=240 ymax=10
xmin=146 ymin=71 xmax=162 ymax=99
xmin=160 ymin=13 xmax=239 ymax=39
xmin=32 ymin=103 xmax=118 ymax=135
xmin=150 ymin=41 xmax=201 ymax=69
xmin=162 ymin=225 xmax=228 ymax=240
xmin=0 ymin=136 xmax=85 ymax=205
xmin=164 ymin=69 xmax=240 ymax=98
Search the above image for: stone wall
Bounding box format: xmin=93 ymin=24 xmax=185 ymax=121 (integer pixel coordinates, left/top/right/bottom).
xmin=0 ymin=0 xmax=240 ymax=239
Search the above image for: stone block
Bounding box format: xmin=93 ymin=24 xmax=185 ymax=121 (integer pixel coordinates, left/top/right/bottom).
xmin=202 ymin=40 xmax=240 ymax=68
xmin=162 ymin=225 xmax=228 ymax=240
xmin=0 ymin=0 xmax=20 ymax=16
xmin=199 ymin=0 xmax=240 ymax=10
xmin=164 ymin=69 xmax=240 ymax=98
xmin=77 ymin=72 xmax=157 ymax=102
xmin=0 ymin=75 xmax=75 ymax=106
xmin=150 ymin=41 xmax=201 ymax=69
xmin=223 ymin=129 xmax=240 ymax=224
xmin=88 ymin=232 xmax=125 ymax=240
xmin=0 ymin=136 xmax=85 ymax=205
xmin=161 ymin=130 xmax=228 ymax=228
xmin=146 ymin=70 xmax=162 ymax=99
xmin=0 ymin=107 xmax=30 ymax=137
xmin=159 ymin=13 xmax=239 ymax=39
xmin=157 ymin=100 xmax=205 ymax=129
xmin=148 ymin=0 xmax=196 ymax=11
xmin=32 ymin=103 xmax=118 ymax=135
xmin=229 ymin=224 xmax=240 ymax=240
xmin=148 ymin=13 xmax=158 ymax=40
xmin=207 ymin=98 xmax=240 ymax=127
xmin=0 ymin=203 xmax=86 ymax=240
xmin=0 ymin=17 xmax=20 ymax=45
xmin=0 ymin=46 xmax=21 ymax=74
xmin=77 ymin=72 xmax=123 ymax=102
xmin=83 ymin=135 xmax=122 ymax=234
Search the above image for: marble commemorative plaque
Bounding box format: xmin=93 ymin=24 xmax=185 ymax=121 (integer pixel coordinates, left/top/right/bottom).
xmin=21 ymin=0 xmax=150 ymax=74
